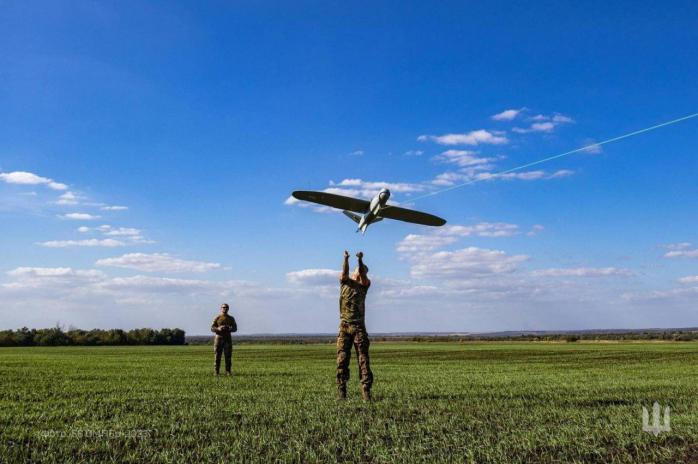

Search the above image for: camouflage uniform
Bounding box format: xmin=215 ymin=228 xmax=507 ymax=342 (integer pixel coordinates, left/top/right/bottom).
xmin=211 ymin=314 xmax=237 ymax=374
xmin=336 ymin=277 xmax=373 ymax=397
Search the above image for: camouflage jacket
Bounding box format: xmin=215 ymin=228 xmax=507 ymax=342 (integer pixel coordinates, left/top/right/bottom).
xmin=339 ymin=278 xmax=370 ymax=326
xmin=211 ymin=314 xmax=237 ymax=339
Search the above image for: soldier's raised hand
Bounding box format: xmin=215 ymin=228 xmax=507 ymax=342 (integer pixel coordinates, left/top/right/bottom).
xmin=344 ymin=250 xmax=350 ymax=259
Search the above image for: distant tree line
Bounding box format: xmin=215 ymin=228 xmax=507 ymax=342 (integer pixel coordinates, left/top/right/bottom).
xmin=186 ymin=330 xmax=698 ymax=345
xmin=0 ymin=327 xmax=186 ymax=347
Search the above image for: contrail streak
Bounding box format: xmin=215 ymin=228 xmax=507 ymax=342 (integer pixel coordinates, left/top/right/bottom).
xmin=406 ymin=112 xmax=698 ymax=203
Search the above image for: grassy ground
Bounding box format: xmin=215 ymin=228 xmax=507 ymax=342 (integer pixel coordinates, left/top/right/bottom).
xmin=1 ymin=342 xmax=698 ymax=463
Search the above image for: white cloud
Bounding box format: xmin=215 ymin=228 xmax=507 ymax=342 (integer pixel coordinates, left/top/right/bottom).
xmin=102 ymin=275 xmax=225 ymax=292
xmin=431 ymin=171 xmax=468 ymax=186
xmin=37 ymin=239 xmax=126 ymax=248
xmin=101 ymin=205 xmax=128 ymax=211
xmin=548 ymin=169 xmax=575 ymax=178
xmin=95 ymin=253 xmax=222 ymax=273
xmin=513 ymin=113 xmax=574 ymax=134
xmin=403 ymin=150 xmax=423 ymax=156
xmin=622 ymin=285 xmax=698 ymax=302
xmin=397 ymin=223 xmax=521 ymax=257
xmin=678 ymin=276 xmax=698 ymax=284
xmin=475 ymin=170 xmax=574 ymax=182
xmin=433 ymin=150 xmax=498 ymax=168
xmin=446 ymin=223 xmax=519 ymax=237
xmin=0 ymin=171 xmax=68 ymax=190
xmin=59 ymin=213 xmax=100 ymax=221
xmin=330 ymin=178 xmax=424 ymax=193
xmin=491 ymin=108 xmax=523 ymax=121
xmin=664 ymin=248 xmax=698 ymax=259
xmin=397 ymin=222 xmax=521 ymax=255
xmin=286 ymin=269 xmax=338 ymax=286
xmin=97 ymin=225 xmax=141 ymax=237
xmin=2 ymin=266 xmax=236 ymax=297
xmin=7 ymin=267 xmax=105 ymax=279
xmin=532 ymin=267 xmax=634 ymax=277
xmin=410 ymin=247 xmax=529 ymax=280
xmin=663 ymin=242 xmax=695 ymax=259
xmin=418 ymin=129 xmax=508 ymax=146
xmin=552 ymin=114 xmax=574 ymax=123
xmin=73 ymin=225 xmax=152 ymax=244
xmin=581 ymin=140 xmax=603 ymax=154
xmin=3 ymin=267 xmax=106 ymax=290
xmin=397 ymin=234 xmax=460 ymax=254
xmin=56 ymin=191 xmax=79 ymax=205
xmin=429 ymin=145 xmax=573 ymax=186
xmin=513 ymin=122 xmax=556 ymax=134
xmin=1 ymin=266 xmax=300 ymax=333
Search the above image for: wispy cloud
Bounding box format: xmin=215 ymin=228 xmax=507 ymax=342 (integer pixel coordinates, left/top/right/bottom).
xmin=0 ymin=171 xmax=67 ymax=191
xmin=581 ymin=140 xmax=603 ymax=154
xmin=56 ymin=191 xmax=80 ymax=205
xmin=74 ymin=224 xmax=152 ymax=244
xmin=513 ymin=122 xmax=556 ymax=134
xmin=433 ymin=168 xmax=574 ymax=186
xmin=59 ymin=213 xmax=101 ymax=221
xmin=532 ymin=267 xmax=634 ymax=277
xmin=664 ymin=248 xmax=698 ymax=259
xmin=37 ymin=239 xmax=126 ymax=248
xmin=101 ymin=205 xmax=128 ymax=211
xmin=286 ymin=268 xmax=338 ymax=286
xmin=491 ymin=108 xmax=524 ymax=121
xmin=513 ymin=113 xmax=574 ymax=134
xmin=410 ymin=246 xmax=529 ymax=279
xmin=96 ymin=252 xmax=222 ymax=273
xmin=418 ymin=129 xmax=508 ymax=146
xmin=397 ymin=223 xmax=521 ymax=254
xmin=433 ymin=150 xmax=499 ymax=168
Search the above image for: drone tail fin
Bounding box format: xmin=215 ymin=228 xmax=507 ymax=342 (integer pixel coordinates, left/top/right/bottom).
xmin=343 ymin=210 xmax=362 ymax=224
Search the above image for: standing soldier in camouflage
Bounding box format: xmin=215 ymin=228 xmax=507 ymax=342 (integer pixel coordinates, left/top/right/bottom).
xmin=336 ymin=250 xmax=373 ymax=401
xmin=211 ymin=303 xmax=237 ymax=376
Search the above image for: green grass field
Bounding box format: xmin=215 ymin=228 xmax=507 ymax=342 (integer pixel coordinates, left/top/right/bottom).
xmin=2 ymin=342 xmax=698 ymax=463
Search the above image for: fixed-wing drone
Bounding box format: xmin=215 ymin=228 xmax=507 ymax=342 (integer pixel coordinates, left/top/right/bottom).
xmin=291 ymin=188 xmax=446 ymax=233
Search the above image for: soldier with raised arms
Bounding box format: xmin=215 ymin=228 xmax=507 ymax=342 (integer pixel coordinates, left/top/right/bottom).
xmin=211 ymin=303 xmax=237 ymax=376
xmin=336 ymin=250 xmax=374 ymax=401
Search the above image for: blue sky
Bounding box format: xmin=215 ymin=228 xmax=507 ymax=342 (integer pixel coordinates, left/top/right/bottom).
xmin=1 ymin=1 xmax=697 ymax=334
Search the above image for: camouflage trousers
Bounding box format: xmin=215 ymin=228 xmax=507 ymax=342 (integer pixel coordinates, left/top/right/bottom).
xmin=336 ymin=322 xmax=373 ymax=390
xmin=214 ymin=336 xmax=233 ymax=373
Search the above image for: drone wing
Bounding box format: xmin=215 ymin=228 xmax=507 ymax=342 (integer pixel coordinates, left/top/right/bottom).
xmin=379 ymin=205 xmax=446 ymax=226
xmin=292 ymin=191 xmax=370 ymax=213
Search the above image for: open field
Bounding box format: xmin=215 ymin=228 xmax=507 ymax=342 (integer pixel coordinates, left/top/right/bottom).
xmin=2 ymin=342 xmax=698 ymax=463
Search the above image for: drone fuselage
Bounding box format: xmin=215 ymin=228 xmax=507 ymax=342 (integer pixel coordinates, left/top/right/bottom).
xmin=357 ymin=189 xmax=391 ymax=233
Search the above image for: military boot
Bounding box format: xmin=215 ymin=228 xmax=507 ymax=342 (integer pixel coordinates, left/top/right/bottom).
xmin=337 ymin=384 xmax=347 ymax=400
xmin=361 ymin=386 xmax=371 ymax=402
